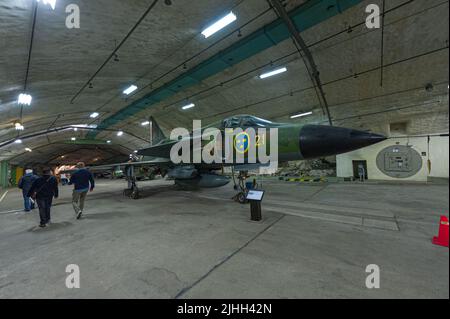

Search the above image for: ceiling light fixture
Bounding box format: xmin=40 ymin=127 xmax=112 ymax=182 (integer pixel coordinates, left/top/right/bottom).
xmin=15 ymin=139 xmax=23 ymax=144
xmin=90 ymin=112 xmax=99 ymax=118
xmin=202 ymin=12 xmax=237 ymax=38
xmin=106 ymin=140 xmax=111 ymax=144
xmin=123 ymin=85 xmax=138 ymax=95
xmin=72 ymin=124 xmax=97 ymax=130
xmin=260 ymin=67 xmax=287 ymax=79
xmin=117 ymin=131 xmax=124 ymax=137
xmin=141 ymin=121 xmax=150 ymax=126
xmin=71 ymin=137 xmax=76 ymax=141
xmin=290 ymin=111 xmax=313 ymax=119
xmin=25 ymin=148 xmax=32 ymax=152
xmin=14 ymin=122 xmax=24 ymax=131
xmin=181 ymin=103 xmax=195 ymax=110
xmin=18 ymin=93 xmax=32 ymax=105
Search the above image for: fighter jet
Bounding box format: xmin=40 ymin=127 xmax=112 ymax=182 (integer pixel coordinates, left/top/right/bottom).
xmin=79 ymin=115 xmax=386 ymax=198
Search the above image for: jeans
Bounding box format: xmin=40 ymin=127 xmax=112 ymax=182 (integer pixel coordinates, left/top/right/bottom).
xmin=36 ymin=197 xmax=53 ymax=225
xmin=23 ymin=194 xmax=35 ymax=211
xmin=72 ymin=190 xmax=88 ymax=215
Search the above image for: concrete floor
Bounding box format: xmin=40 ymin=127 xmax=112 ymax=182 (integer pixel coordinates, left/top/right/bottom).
xmin=0 ymin=178 xmax=448 ymax=299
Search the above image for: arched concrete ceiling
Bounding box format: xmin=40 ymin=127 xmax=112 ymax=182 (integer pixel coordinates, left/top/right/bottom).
xmin=0 ymin=0 xmax=448 ymax=166
xmin=9 ymin=143 xmax=130 ymax=167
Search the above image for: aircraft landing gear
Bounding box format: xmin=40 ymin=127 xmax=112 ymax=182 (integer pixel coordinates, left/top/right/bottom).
xmin=123 ymin=176 xmax=140 ymax=199
xmin=231 ymin=170 xmax=254 ymax=204
xmin=234 ymin=191 xmax=247 ymax=204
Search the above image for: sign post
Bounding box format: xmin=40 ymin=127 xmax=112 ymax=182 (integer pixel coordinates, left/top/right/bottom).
xmin=246 ymin=190 xmax=265 ymax=221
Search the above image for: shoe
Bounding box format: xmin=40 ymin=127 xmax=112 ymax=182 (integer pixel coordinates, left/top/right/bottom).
xmin=39 ymin=224 xmax=46 ymax=228
xmin=76 ymin=211 xmax=83 ymax=220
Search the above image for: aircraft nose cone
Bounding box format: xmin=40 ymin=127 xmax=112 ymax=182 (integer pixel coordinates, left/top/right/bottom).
xmin=299 ymin=125 xmax=386 ymax=159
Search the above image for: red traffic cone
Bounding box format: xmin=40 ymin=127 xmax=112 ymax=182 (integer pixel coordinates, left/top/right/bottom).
xmin=432 ymin=216 xmax=449 ymax=248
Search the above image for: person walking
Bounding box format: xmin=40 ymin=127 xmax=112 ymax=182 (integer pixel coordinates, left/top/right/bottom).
xmin=69 ymin=162 xmax=95 ymax=220
xmin=27 ymin=168 xmax=59 ymax=227
xmin=18 ymin=169 xmax=38 ymax=212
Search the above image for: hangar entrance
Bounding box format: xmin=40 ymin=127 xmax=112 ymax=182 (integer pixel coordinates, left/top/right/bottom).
xmin=352 ymin=160 xmax=368 ymax=180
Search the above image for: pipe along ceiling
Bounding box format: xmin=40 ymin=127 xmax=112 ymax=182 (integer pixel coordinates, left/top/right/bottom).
xmin=87 ymin=0 xmax=364 ymax=139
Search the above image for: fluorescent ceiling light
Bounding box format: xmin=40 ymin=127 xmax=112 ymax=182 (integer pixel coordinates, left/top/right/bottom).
xmin=18 ymin=93 xmax=32 ymax=105
xmin=117 ymin=131 xmax=124 ymax=136
xmin=15 ymin=139 xmax=22 ymax=144
xmin=141 ymin=121 xmax=150 ymax=126
xmin=106 ymin=140 xmax=111 ymax=144
xmin=259 ymin=67 xmax=287 ymax=79
xmin=123 ymin=85 xmax=138 ymax=95
xmin=36 ymin=0 xmax=56 ymax=9
xmin=15 ymin=122 xmax=24 ymax=131
xmin=90 ymin=112 xmax=99 ymax=118
xmin=290 ymin=111 xmax=313 ymax=119
xmin=134 ymin=150 xmax=138 ymax=153
xmin=71 ymin=137 xmax=76 ymax=141
xmin=182 ymin=103 xmax=195 ymax=110
xmin=25 ymin=148 xmax=32 ymax=152
xmin=202 ymin=12 xmax=237 ymax=38
xmin=72 ymin=124 xmax=97 ymax=129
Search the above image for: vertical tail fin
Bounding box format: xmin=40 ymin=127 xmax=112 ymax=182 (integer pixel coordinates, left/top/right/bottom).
xmin=149 ymin=116 xmax=166 ymax=146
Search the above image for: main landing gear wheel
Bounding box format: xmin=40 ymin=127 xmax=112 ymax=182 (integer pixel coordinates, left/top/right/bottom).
xmin=123 ymin=186 xmax=140 ymax=199
xmin=123 ymin=178 xmax=140 ymax=199
xmin=131 ymin=184 xmax=140 ymax=199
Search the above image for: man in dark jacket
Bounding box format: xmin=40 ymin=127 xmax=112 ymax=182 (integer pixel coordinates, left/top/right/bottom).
xmin=69 ymin=162 xmax=95 ymax=220
xmin=18 ymin=169 xmax=38 ymax=212
xmin=27 ymin=168 xmax=59 ymax=227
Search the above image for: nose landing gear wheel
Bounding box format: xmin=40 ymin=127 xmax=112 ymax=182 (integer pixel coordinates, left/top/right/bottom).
xmin=237 ymin=192 xmax=247 ymax=204
xmin=231 ymin=169 xmax=251 ymax=204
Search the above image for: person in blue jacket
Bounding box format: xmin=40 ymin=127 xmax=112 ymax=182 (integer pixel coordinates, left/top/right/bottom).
xmin=69 ymin=162 xmax=95 ymax=220
xmin=18 ymin=169 xmax=38 ymax=212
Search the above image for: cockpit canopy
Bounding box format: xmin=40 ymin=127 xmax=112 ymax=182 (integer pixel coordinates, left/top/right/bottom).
xmin=222 ymin=115 xmax=280 ymax=129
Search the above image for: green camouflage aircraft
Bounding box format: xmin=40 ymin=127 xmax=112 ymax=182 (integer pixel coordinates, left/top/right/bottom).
xmin=80 ymin=115 xmax=385 ymax=198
